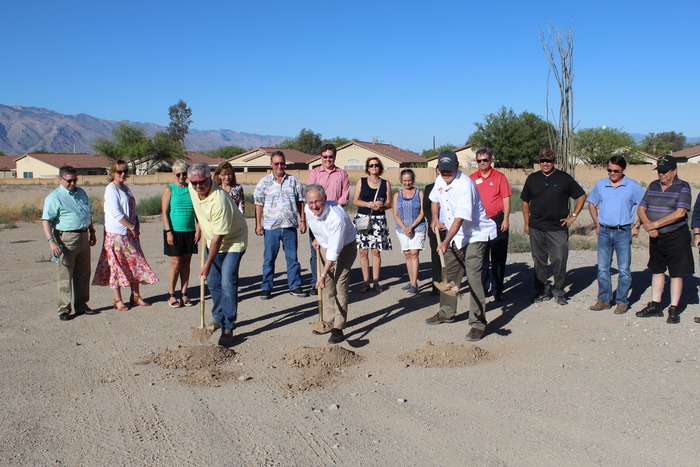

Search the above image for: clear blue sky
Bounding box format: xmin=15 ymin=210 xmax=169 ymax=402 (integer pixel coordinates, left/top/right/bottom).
xmin=2 ymin=0 xmax=698 ymax=152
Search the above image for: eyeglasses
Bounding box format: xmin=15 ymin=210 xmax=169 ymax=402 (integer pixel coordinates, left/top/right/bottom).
xmin=539 ymin=159 xmax=554 ymax=164
xmin=220 ymin=173 xmax=233 ymax=177
xmin=368 ymin=164 xmax=380 ymax=168
xmin=116 ymin=170 xmax=128 ymax=174
xmin=175 ymin=172 xmax=186 ymax=178
xmin=190 ymin=179 xmax=209 ymax=187
xmin=477 ymin=159 xmax=490 ymax=163
xmin=272 ymin=162 xmax=286 ymax=166
xmin=61 ymin=176 xmax=78 ymax=184
xmin=607 ymin=169 xmax=621 ymax=174
xmin=322 ymin=156 xmax=335 ymax=159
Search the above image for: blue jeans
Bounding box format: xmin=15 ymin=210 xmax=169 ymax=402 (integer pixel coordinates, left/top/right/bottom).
xmin=597 ymin=227 xmax=632 ymax=305
xmin=207 ymin=249 xmax=244 ymax=333
xmin=262 ymin=227 xmax=302 ymax=291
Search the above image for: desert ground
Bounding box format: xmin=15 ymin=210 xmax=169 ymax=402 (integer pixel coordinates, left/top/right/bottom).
xmin=0 ymin=184 xmax=698 ymax=466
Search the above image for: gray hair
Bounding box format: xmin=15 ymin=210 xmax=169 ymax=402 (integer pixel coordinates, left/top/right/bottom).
xmin=188 ymin=161 xmax=211 ymax=179
xmin=306 ymin=184 xmax=326 ymax=200
xmin=59 ymin=165 xmax=77 ymax=178
xmin=172 ymin=159 xmax=189 ymax=174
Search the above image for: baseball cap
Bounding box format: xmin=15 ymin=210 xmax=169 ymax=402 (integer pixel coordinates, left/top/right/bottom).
xmin=437 ymin=150 xmax=458 ymax=171
xmin=654 ymin=156 xmax=677 ymax=172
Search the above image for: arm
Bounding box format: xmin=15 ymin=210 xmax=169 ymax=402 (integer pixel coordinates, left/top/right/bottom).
xmin=501 ymin=196 xmax=510 ymax=232
xmin=588 ymin=202 xmax=600 ymax=234
xmin=408 ymin=191 xmax=426 ymax=234
xmin=438 ymin=218 xmax=464 ymax=253
xmin=297 ymin=200 xmax=307 ymax=234
xmin=254 ymin=205 xmax=264 ymax=236
xmin=637 ymin=205 xmax=658 ymax=238
xmin=161 ymin=186 xmax=175 ymax=246
xmin=338 ymin=171 xmax=350 ymax=206
xmin=201 ymin=234 xmax=224 ymax=278
xmin=42 ymin=219 xmax=62 ymax=258
xmin=522 ymin=200 xmax=530 ymax=235
xmin=392 ymin=192 xmax=405 ymax=229
xmin=383 ymin=181 xmax=392 ymax=210
xmin=430 ymin=201 xmax=441 ymax=233
xmin=352 ymin=179 xmax=364 ymax=209
xmin=640 ymin=206 xmax=688 ymax=232
xmin=561 ymin=194 xmax=587 ymax=228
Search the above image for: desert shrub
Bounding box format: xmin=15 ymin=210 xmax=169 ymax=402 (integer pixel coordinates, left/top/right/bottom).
xmin=510 ymin=187 xmax=522 ymax=212
xmin=137 ymin=195 xmax=162 ymax=216
xmin=508 ymin=231 xmax=531 ymax=253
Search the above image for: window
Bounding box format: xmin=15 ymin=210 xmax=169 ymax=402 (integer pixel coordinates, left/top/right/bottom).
xmin=23 ymin=172 xmax=33 ymax=178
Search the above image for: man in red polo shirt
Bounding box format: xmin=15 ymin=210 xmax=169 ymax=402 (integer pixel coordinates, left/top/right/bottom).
xmin=469 ymin=148 xmax=512 ymax=302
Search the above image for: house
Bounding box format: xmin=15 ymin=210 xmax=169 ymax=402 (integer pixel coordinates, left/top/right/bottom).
xmin=131 ymin=151 xmax=223 ymax=174
xmin=227 ymin=147 xmax=316 ymax=172
xmin=671 ymin=144 xmax=700 ymax=163
xmin=324 ymin=141 xmax=426 ymax=171
xmin=0 ymin=156 xmax=17 ymax=178
xmin=14 ymin=153 xmax=109 ymax=178
xmin=427 ymin=144 xmax=477 ymax=169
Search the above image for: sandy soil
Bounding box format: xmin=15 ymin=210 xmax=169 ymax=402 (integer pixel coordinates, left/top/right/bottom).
xmin=0 ymin=184 xmax=698 ymax=466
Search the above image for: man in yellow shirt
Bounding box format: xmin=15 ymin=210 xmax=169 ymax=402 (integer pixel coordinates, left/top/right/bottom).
xmin=188 ymin=162 xmax=248 ymax=347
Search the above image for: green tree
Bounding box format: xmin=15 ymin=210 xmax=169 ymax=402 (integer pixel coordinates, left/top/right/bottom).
xmin=206 ymin=145 xmax=247 ymax=159
xmin=467 ymin=106 xmax=553 ymax=168
xmin=168 ymin=100 xmax=193 ymax=145
xmin=324 ymin=136 xmax=354 ymax=148
xmin=281 ymin=128 xmax=323 ymax=154
xmin=575 ymin=127 xmax=635 ymax=166
xmin=640 ymin=131 xmax=686 ymax=157
xmin=421 ymin=144 xmax=457 ymax=160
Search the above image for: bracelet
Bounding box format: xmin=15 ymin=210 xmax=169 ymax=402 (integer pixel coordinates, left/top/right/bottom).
xmin=89 ymin=229 xmax=96 ymax=233
xmin=633 ymin=224 xmax=640 ymax=229
xmin=321 ymin=273 xmax=327 ymax=278
xmin=165 ymin=229 xmax=172 ymax=233
xmin=47 ymin=237 xmax=55 ymax=243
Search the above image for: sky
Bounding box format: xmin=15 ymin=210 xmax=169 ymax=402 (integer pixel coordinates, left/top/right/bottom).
xmin=2 ymin=0 xmax=698 ymax=153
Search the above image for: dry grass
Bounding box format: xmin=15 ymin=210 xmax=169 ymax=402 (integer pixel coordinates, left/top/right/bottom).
xmin=0 ymin=195 xmax=104 ymax=224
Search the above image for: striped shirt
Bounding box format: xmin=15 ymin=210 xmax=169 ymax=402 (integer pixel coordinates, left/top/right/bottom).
xmin=253 ymin=173 xmax=305 ymax=230
xmin=639 ymin=177 xmax=691 ymax=235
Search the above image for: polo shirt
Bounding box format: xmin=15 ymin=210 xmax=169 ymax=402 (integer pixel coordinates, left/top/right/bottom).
xmin=469 ymin=168 xmax=512 ymax=218
xmin=521 ymin=169 xmax=585 ymax=232
xmin=587 ymin=176 xmax=645 ymax=227
xmin=428 ymin=170 xmax=496 ymax=247
xmin=692 ymin=193 xmax=700 ymax=230
xmin=639 ymin=177 xmax=691 ymax=235
xmin=252 ymin=173 xmax=305 ymax=230
xmin=42 ymin=185 xmax=92 ymax=231
xmin=189 ymin=183 xmax=247 ymax=253
xmin=308 ymin=166 xmax=350 ymax=206
xmin=304 ymin=201 xmax=356 ymax=261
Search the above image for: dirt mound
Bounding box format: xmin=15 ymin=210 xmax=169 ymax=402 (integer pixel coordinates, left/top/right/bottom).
xmin=402 ymin=341 xmax=492 ymax=368
xmin=286 ymin=346 xmax=362 ymax=390
xmin=139 ymin=345 xmax=238 ymax=386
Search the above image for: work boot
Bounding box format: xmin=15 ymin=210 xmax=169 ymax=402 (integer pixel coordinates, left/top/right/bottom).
xmin=218 ymin=330 xmax=235 ymax=348
xmin=589 ymin=300 xmax=612 ymax=311
xmin=635 ymin=301 xmax=663 ymax=318
xmin=613 ymin=303 xmax=629 ymax=315
xmin=666 ymin=306 xmax=680 ymax=324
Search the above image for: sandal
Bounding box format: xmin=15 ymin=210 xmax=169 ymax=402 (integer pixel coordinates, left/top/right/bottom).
xmin=373 ymin=282 xmax=383 ymax=293
xmin=113 ymin=299 xmax=130 ymax=311
xmin=130 ymin=292 xmax=151 ymax=307
xmin=181 ymin=294 xmax=193 ymax=307
xmin=359 ymin=282 xmax=371 ymax=294
xmin=168 ymin=293 xmax=181 ymax=308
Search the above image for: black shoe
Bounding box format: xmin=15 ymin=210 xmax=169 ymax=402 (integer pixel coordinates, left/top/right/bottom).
xmin=58 ymin=312 xmax=70 ymax=321
xmin=635 ymin=301 xmax=663 ymax=318
xmin=554 ymin=295 xmax=568 ymax=306
xmin=328 ymin=328 xmax=345 ymax=344
xmin=218 ymin=331 xmax=235 ymax=347
xmin=260 ymin=290 xmax=271 ymax=300
xmin=75 ymin=306 xmax=99 ymax=316
xmin=493 ymin=292 xmax=504 ymax=302
xmin=289 ymin=288 xmax=306 ymax=297
xmin=309 ymin=288 xmax=318 ymax=296
xmin=425 ymin=313 xmax=455 ymax=325
xmin=666 ymin=306 xmax=680 ymax=324
xmin=533 ymin=293 xmax=551 ymax=303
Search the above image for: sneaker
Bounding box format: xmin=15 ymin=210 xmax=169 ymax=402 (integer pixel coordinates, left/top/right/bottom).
xmin=635 ymin=301 xmax=663 ymax=318
xmin=613 ymin=303 xmax=629 ymax=315
xmin=328 ymin=328 xmax=345 ymax=344
xmin=218 ymin=331 xmax=235 ymax=347
xmin=533 ymin=291 xmax=552 ymax=303
xmin=401 ymin=284 xmax=412 ymax=291
xmin=260 ymin=290 xmax=271 ymax=300
xmin=309 ymin=288 xmax=318 ymax=296
xmin=289 ymin=288 xmax=306 ymax=297
xmin=589 ymin=300 xmax=611 ymax=311
xmin=407 ymin=285 xmax=419 ymax=295
xmin=666 ymin=306 xmax=680 ymax=324
xmin=425 ymin=313 xmax=455 ymax=325
xmin=465 ymin=327 xmax=485 ymax=342
xmin=554 ymin=296 xmax=568 ymax=306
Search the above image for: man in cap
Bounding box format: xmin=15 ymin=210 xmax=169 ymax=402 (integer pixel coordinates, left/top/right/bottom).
xmin=587 ymin=156 xmax=646 ymax=314
xmin=636 ymin=156 xmax=694 ymax=324
xmin=521 ymin=148 xmax=586 ymax=305
xmin=427 ymin=150 xmax=497 ymax=342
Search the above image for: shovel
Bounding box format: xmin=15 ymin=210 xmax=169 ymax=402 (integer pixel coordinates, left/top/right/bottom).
xmin=433 ymin=226 xmax=460 ymax=297
xmin=190 ymin=244 xmax=214 ymax=343
xmin=310 ymin=247 xmax=332 ymax=334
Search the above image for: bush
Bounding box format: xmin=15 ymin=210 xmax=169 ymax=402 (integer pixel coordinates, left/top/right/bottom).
xmin=510 ymin=188 xmax=522 ymax=212
xmin=137 ymin=195 xmax=162 ymax=216
xmin=508 ymin=231 xmax=531 ymax=253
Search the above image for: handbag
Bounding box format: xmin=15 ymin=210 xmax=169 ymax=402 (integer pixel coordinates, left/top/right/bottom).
xmin=354 ymin=179 xmax=380 ymax=234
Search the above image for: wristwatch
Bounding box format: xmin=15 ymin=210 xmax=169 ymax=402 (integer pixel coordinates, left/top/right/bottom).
xmin=321 ymin=273 xmax=327 ymax=278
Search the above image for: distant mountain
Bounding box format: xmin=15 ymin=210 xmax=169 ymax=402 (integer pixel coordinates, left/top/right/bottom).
xmin=0 ymin=104 xmax=289 ymax=156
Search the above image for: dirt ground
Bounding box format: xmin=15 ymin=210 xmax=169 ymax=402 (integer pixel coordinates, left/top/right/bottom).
xmin=0 ymin=184 xmax=698 ymax=466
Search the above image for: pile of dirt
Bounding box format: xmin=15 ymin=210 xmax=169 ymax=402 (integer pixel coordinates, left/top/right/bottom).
xmin=286 ymin=346 xmax=362 ymax=390
xmin=402 ymin=341 xmax=492 ymax=368
xmin=139 ymin=345 xmax=238 ymax=386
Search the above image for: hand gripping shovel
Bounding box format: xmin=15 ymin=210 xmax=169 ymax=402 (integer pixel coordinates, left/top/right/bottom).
xmin=433 ymin=226 xmax=460 ymax=297
xmin=190 ymin=245 xmax=214 ymax=343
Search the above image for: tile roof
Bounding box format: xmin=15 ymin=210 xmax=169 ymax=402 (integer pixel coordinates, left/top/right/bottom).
xmin=230 ymin=147 xmax=316 ymax=164
xmin=338 ymin=141 xmax=425 ymax=163
xmin=0 ymin=156 xmax=17 ymax=170
xmin=183 ymin=151 xmax=225 ymax=165
xmin=671 ymin=144 xmax=700 ymax=159
xmin=15 ymin=153 xmax=109 ymax=169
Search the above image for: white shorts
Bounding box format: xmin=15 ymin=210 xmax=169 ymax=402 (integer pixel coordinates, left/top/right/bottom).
xmin=396 ymin=229 xmax=426 ymax=251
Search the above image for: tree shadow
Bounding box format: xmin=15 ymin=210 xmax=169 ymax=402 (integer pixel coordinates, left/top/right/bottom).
xmin=484 ymin=261 xmax=532 ymax=337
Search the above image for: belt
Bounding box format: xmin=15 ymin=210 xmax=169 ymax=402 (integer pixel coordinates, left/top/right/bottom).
xmin=57 ymin=228 xmax=89 ymax=233
xmin=601 ymin=224 xmax=631 ymax=230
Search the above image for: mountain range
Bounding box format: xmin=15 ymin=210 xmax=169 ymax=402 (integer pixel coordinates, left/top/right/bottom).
xmin=0 ymin=104 xmax=290 ymax=156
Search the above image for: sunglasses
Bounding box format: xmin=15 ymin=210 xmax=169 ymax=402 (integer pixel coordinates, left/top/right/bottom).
xmin=272 ymin=162 xmax=286 ymax=166
xmin=61 ymin=176 xmax=78 ymax=183
xmin=190 ymin=179 xmax=209 ymax=187
xmin=322 ymin=155 xmax=335 ymax=159
xmin=116 ymin=169 xmax=128 ymax=174
xmin=175 ymin=172 xmax=187 ymax=178
xmin=477 ymin=158 xmax=490 ymax=163
xmin=607 ymin=169 xmax=621 ymax=174
xmin=539 ymin=159 xmax=554 ymax=164
xmin=368 ymin=164 xmax=380 ymax=168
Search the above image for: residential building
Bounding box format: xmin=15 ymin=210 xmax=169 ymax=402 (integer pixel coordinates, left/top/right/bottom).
xmin=14 ymin=153 xmax=108 ymax=178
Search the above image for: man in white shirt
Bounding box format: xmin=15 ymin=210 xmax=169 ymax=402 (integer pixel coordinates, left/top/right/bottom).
xmin=428 ymin=151 xmax=497 ymax=341
xmin=305 ymin=184 xmax=357 ymax=344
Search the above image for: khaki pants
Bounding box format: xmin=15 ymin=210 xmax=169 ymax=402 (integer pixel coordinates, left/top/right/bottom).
xmin=55 ymin=230 xmax=91 ymax=314
xmin=439 ymin=241 xmax=488 ymax=331
xmin=319 ymin=241 xmax=357 ymax=330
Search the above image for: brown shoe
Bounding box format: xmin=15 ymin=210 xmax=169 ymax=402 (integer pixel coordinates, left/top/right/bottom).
xmin=589 ymin=300 xmax=612 ymax=311
xmin=425 ymin=313 xmax=455 ymax=325
xmin=613 ymin=303 xmax=629 ymax=314
xmin=465 ymin=327 xmax=485 ymax=342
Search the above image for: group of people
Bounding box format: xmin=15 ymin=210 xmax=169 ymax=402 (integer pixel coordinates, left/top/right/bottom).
xmin=42 ymin=144 xmax=700 ymax=348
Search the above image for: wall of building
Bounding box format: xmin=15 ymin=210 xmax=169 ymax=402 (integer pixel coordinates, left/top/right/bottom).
xmin=15 ymin=157 xmax=58 ymax=178
xmin=336 ymin=146 xmax=402 ymax=172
